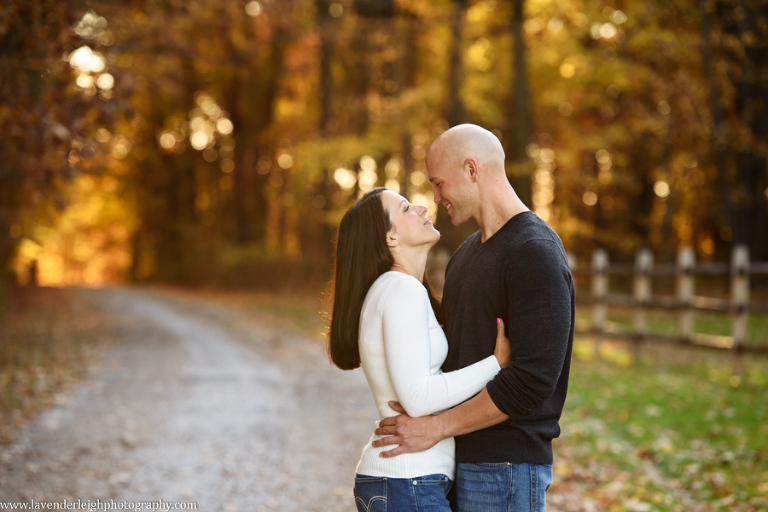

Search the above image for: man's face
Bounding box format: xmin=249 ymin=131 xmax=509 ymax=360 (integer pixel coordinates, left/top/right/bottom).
xmin=427 ymin=151 xmax=475 ymax=226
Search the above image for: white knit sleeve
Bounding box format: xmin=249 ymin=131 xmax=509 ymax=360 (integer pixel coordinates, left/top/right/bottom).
xmin=380 ymin=275 xmax=501 ymax=418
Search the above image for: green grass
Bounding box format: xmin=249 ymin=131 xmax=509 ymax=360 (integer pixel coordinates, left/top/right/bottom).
xmin=557 ymin=340 xmax=768 ymax=511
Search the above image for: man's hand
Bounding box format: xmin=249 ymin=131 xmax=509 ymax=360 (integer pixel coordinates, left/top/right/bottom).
xmin=371 ymin=402 xmax=445 ymax=458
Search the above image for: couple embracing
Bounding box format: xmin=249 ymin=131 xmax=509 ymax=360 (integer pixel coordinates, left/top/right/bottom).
xmin=328 ymin=124 xmax=575 ymax=512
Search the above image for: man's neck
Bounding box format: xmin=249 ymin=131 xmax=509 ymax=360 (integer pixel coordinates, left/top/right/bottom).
xmin=475 ymin=187 xmax=529 ymax=243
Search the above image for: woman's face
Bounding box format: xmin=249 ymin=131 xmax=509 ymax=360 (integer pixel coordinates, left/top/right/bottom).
xmin=379 ymin=190 xmax=440 ymax=250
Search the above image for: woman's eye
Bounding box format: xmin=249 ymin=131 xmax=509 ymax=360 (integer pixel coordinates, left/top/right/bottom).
xmin=405 ymin=205 xmax=410 ymax=212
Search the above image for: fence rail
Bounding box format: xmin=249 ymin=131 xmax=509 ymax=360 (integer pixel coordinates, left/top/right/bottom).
xmin=569 ymin=245 xmax=768 ymax=373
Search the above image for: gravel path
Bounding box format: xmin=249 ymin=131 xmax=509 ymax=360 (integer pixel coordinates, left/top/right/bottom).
xmin=0 ymin=287 xmax=376 ymax=511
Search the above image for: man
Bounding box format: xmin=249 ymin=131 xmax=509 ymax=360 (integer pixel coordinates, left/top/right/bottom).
xmin=372 ymin=124 xmax=574 ymax=511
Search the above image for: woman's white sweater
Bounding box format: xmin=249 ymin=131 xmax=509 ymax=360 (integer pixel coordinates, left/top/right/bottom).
xmin=355 ymin=271 xmax=500 ymax=480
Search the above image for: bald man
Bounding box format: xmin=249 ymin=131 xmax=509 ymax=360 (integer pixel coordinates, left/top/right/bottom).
xmin=372 ymin=124 xmax=574 ymax=511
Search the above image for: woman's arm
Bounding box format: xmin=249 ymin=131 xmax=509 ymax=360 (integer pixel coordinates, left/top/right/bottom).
xmin=380 ymin=276 xmax=503 ymax=418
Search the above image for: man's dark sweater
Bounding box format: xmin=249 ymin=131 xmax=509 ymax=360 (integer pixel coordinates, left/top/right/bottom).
xmin=442 ymin=211 xmax=574 ymax=465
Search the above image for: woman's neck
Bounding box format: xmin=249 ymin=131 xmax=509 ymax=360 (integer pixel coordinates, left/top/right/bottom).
xmin=390 ymin=247 xmax=429 ymax=282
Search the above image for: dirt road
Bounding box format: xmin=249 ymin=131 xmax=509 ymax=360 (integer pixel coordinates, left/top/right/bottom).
xmin=0 ymin=287 xmax=375 ymax=511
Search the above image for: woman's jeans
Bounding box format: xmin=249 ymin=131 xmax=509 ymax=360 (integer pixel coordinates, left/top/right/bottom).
xmin=354 ymin=473 xmax=452 ymax=512
xmin=454 ymin=462 xmax=553 ymax=512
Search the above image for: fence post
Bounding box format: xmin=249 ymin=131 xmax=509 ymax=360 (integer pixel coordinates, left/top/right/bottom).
xmin=731 ymin=245 xmax=750 ymax=377
xmin=591 ymin=249 xmax=609 ymax=355
xmin=633 ymin=249 xmax=653 ymax=361
xmin=676 ymin=247 xmax=695 ymax=343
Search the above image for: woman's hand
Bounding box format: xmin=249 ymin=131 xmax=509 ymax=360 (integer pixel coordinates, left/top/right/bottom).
xmin=494 ymin=318 xmax=511 ymax=368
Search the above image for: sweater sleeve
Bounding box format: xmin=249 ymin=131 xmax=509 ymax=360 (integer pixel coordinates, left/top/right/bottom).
xmin=486 ymin=238 xmax=573 ymax=417
xmin=380 ymin=275 xmax=501 ymax=418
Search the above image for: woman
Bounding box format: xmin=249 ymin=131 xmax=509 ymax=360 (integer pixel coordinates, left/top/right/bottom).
xmin=327 ymin=187 xmax=510 ymax=512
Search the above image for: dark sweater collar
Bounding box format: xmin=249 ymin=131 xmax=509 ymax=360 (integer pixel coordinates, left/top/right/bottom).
xmin=479 ymin=210 xmax=535 ymax=245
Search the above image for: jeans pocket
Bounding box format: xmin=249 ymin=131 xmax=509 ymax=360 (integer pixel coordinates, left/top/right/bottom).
xmin=414 ymin=473 xmax=450 ymax=485
xmin=354 ymin=475 xmax=387 ymax=512
xmin=412 ymin=474 xmax=452 ymax=511
xmin=456 ymin=463 xmax=512 ymax=512
xmin=475 ymin=462 xmax=512 ymax=469
xmin=530 ymin=464 xmax=553 ymax=510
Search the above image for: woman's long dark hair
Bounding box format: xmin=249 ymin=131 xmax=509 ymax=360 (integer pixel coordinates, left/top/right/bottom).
xmin=327 ymin=187 xmax=443 ymax=370
xmin=328 ymin=188 xmax=393 ymax=370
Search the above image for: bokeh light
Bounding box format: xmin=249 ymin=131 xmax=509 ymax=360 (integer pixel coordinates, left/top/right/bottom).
xmin=159 ymin=132 xmax=176 ymax=150
xmin=216 ymin=118 xmax=233 ymax=135
xmin=654 ymin=180 xmax=671 ymax=198
xmin=68 ymin=46 xmax=106 ymax=73
xmin=329 ymin=3 xmax=344 ymax=18
xmin=358 ymin=168 xmax=378 ymax=193
xmin=96 ymin=73 xmax=114 ymax=90
xmin=277 ymin=154 xmax=293 ymax=169
xmin=385 ymin=179 xmax=401 ymax=193
xmin=334 ymin=168 xmax=356 ymax=191
xmin=409 ymin=171 xmax=426 ymax=187
xmin=245 ymin=1 xmax=262 ymax=17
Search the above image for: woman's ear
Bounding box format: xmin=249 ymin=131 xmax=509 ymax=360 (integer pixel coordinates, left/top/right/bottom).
xmin=386 ymin=227 xmax=398 ymax=248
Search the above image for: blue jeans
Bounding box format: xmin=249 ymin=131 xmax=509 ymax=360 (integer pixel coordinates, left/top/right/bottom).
xmin=354 ymin=473 xmax=453 ymax=512
xmin=454 ymin=462 xmax=553 ymax=512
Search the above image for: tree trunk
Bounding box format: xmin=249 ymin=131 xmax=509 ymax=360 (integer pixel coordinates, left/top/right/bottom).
xmin=508 ymin=0 xmax=533 ymax=208
xmin=446 ymin=0 xmax=466 ymax=127
xmin=699 ymin=0 xmax=731 ymax=239
xmin=315 ymin=0 xmax=339 ymax=258
xmin=395 ymin=15 xmax=416 ymax=193
xmin=712 ymin=0 xmax=768 ymax=260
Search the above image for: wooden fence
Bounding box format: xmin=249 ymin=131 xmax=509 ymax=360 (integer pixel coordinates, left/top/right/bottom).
xmin=568 ymin=245 xmax=768 ymax=374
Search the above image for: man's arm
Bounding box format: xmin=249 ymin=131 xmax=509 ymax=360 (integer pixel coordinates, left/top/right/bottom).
xmin=371 ymin=388 xmax=508 ymax=457
xmin=486 ymin=239 xmax=573 ymax=416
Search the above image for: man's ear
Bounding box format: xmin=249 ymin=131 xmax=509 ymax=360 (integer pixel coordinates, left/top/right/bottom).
xmin=464 ymin=158 xmax=479 ymax=182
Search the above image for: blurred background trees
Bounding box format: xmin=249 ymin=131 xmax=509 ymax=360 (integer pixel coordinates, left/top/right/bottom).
xmin=1 ymin=0 xmax=766 ymax=294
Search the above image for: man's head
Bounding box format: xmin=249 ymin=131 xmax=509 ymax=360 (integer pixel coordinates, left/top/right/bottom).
xmin=426 ymin=124 xmax=507 ymax=226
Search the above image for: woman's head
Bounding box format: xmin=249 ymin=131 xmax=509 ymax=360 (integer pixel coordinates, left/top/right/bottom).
xmin=326 ymin=188 xmax=441 ymax=370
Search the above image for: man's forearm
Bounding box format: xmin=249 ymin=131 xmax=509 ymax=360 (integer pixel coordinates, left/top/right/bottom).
xmin=372 ymin=388 xmax=511 ymax=456
xmin=435 ymin=388 xmax=509 ymax=440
